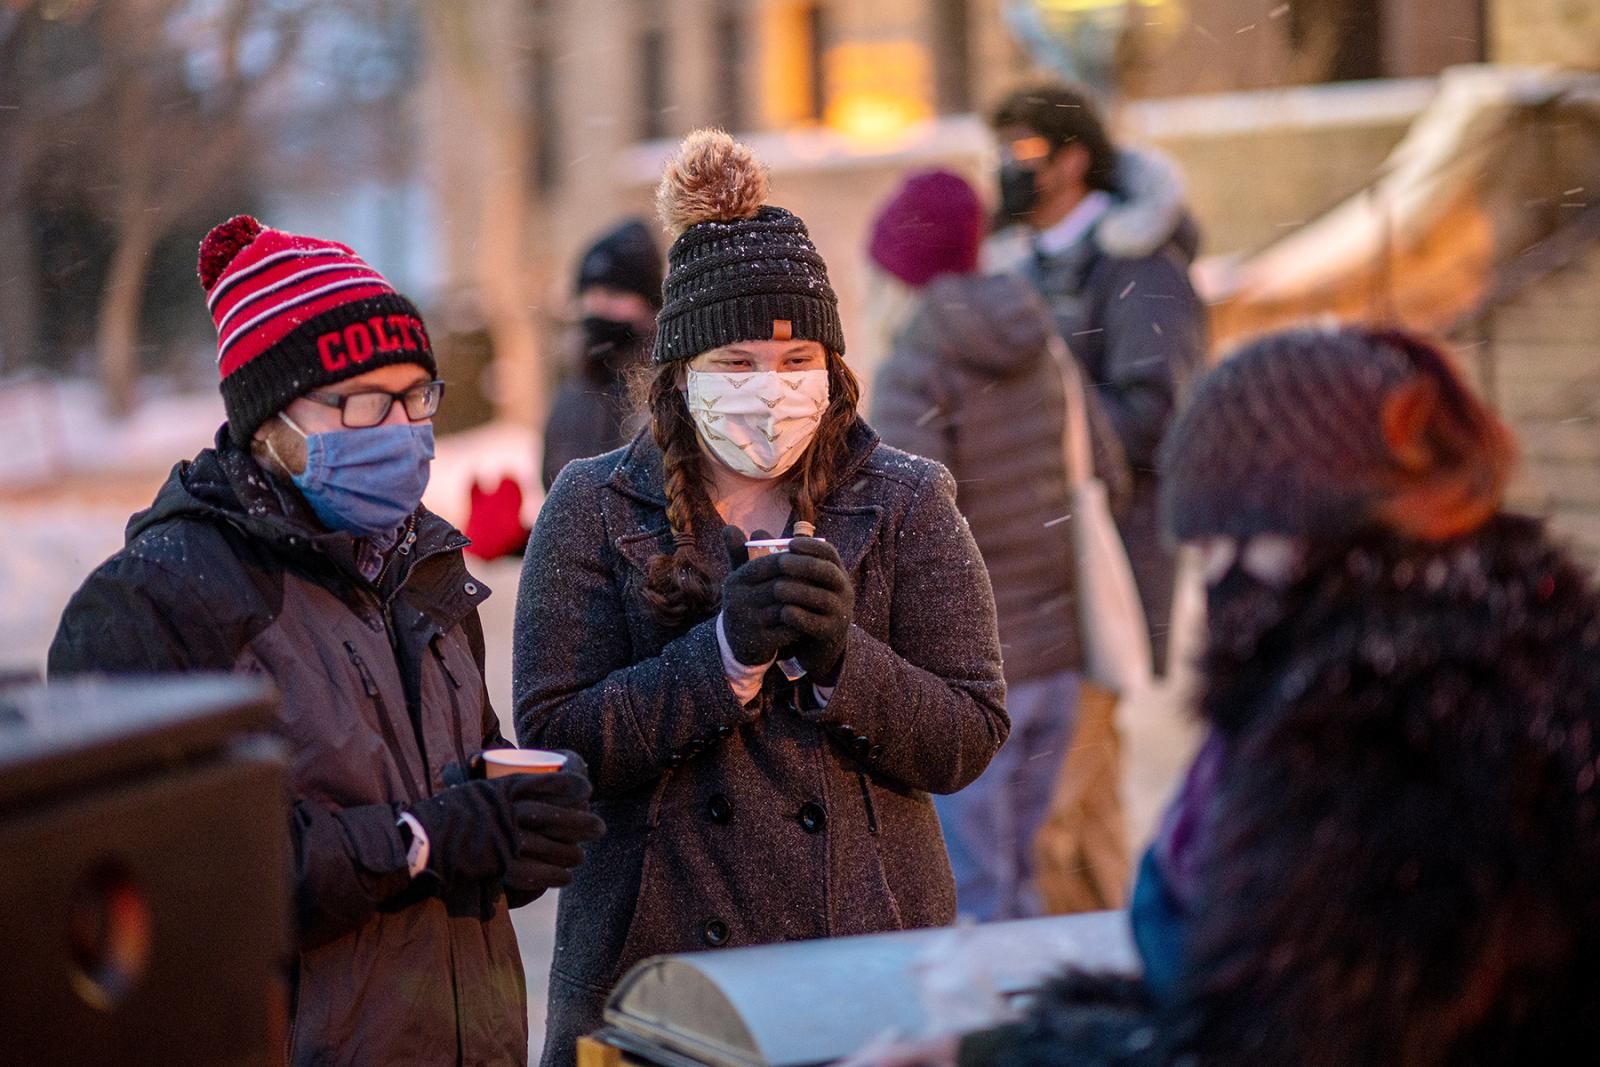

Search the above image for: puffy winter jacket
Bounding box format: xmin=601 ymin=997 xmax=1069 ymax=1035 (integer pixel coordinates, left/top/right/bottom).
xmin=49 ymin=428 xmax=528 ymax=1067
xmin=871 ymin=272 xmax=1131 ymax=684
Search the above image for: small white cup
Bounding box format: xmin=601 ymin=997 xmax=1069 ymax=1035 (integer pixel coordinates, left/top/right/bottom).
xmin=745 ymin=537 xmax=793 ymax=559
xmin=481 ymin=748 xmax=568 ymax=778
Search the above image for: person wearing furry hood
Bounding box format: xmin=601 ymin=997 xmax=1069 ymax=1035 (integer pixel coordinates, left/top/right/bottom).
xmin=987 ymin=81 xmax=1207 ymax=675
xmin=852 ymin=325 xmax=1600 ymax=1067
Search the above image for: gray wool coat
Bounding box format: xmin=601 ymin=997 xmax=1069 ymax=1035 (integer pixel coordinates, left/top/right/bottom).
xmin=511 ymin=420 xmax=1008 ymax=1067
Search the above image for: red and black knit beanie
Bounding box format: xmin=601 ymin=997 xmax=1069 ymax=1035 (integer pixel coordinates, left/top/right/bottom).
xmin=197 ymin=215 xmax=438 ymax=446
xmin=651 ymin=130 xmax=844 ymax=364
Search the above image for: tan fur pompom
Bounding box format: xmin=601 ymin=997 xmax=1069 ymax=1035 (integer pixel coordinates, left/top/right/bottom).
xmin=656 ymin=129 xmax=770 ymax=238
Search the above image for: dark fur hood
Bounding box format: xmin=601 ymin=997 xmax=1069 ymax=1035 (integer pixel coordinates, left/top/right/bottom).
xmin=1180 ymin=514 xmax=1600 ymax=1065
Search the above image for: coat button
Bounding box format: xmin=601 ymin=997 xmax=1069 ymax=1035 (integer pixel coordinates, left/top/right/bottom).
xmin=868 ymin=744 xmax=884 ymax=761
xmin=703 ymin=919 xmax=731 ymax=947
xmin=850 ymin=736 xmax=871 ymax=759
xmin=798 ymin=802 xmax=827 ymax=833
xmin=666 ymin=753 xmax=683 ymax=769
xmin=715 ymin=724 xmax=733 ymax=739
xmin=707 ymin=794 xmax=733 ymax=824
xmin=464 ymin=582 xmax=479 ymax=595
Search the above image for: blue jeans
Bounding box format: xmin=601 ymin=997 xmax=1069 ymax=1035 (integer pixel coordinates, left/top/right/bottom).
xmin=935 ymin=670 xmax=1080 ymax=922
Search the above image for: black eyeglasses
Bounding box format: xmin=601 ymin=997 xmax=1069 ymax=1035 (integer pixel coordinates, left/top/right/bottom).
xmin=303 ymin=380 xmax=445 ymax=428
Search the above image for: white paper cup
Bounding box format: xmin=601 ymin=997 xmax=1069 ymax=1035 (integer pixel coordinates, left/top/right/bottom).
xmin=745 ymin=537 xmax=793 ymax=559
xmin=482 ymin=749 xmax=568 ymax=778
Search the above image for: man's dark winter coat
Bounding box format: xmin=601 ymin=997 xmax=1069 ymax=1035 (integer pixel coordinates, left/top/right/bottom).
xmin=540 ymin=338 xmax=648 ymax=491
xmin=991 ymin=149 xmax=1207 ymax=669
xmin=49 ymin=430 xmax=528 ymax=1067
xmin=871 ymin=271 xmax=1130 ymax=685
xmin=512 ymin=422 xmax=1008 ymax=1067
xmin=958 ymin=516 xmax=1600 ymax=1066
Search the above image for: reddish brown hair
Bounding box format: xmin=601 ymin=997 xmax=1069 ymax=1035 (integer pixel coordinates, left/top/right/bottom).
xmin=1370 ymin=331 xmax=1515 ymax=542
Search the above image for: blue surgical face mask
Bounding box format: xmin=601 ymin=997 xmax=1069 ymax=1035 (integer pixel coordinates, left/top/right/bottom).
xmin=275 ymin=413 xmax=435 ymax=536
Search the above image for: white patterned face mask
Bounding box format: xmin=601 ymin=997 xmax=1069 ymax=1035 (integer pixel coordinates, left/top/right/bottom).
xmin=685 ymin=368 xmax=830 ymax=479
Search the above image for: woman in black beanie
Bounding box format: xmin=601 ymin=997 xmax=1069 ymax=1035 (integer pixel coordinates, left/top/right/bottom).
xmin=512 ymin=130 xmax=1008 ymax=1067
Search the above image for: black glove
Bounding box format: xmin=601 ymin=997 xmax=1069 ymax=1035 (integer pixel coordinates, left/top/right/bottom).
xmin=404 ymin=777 xmax=521 ymax=886
xmin=719 ymin=525 xmax=796 ymax=667
xmin=774 ymin=536 xmax=854 ymax=684
xmin=499 ymin=763 xmax=606 ymax=897
xmin=404 ymin=762 xmax=603 ymax=891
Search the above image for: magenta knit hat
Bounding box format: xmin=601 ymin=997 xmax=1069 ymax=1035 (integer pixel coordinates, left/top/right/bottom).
xmin=868 ymin=170 xmax=986 ymax=287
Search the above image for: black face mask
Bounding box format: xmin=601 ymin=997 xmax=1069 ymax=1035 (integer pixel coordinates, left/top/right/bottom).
xmin=581 ymin=315 xmax=640 ymax=355
xmin=996 ymin=161 xmax=1040 ymax=225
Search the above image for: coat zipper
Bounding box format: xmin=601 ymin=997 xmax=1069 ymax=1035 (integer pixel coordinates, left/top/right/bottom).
xmin=345 ymin=640 xmax=426 ymax=800
xmin=430 ymin=636 xmax=472 ymax=769
xmin=431 ymin=636 xmax=463 ymax=689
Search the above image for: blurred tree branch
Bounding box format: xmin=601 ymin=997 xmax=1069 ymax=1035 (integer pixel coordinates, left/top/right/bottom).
xmin=420 ymin=0 xmax=543 ymax=426
xmin=2 ymin=0 xmax=368 ymax=411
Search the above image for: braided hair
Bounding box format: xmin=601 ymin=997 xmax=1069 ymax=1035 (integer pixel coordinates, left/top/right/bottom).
xmin=633 ymin=351 xmax=861 ymax=628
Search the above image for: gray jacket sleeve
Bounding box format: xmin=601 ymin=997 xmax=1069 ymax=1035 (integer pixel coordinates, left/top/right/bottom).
xmin=799 ymin=463 xmax=1009 ymax=794
xmin=1094 ymin=252 xmax=1206 ymax=472
xmin=511 ymin=468 xmax=751 ymax=797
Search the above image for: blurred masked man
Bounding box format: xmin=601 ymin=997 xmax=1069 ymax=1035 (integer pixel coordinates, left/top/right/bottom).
xmin=987 ymin=83 xmax=1207 ymax=673
xmin=50 ymin=216 xmax=604 ymax=1066
xmin=541 ymin=218 xmax=662 ymax=490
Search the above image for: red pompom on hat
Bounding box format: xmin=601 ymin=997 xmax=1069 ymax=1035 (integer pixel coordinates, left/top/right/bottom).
xmin=868 ymin=170 xmax=986 ymax=288
xmin=196 ymin=215 xmax=437 ymax=445
xmin=197 ymin=215 xmax=264 ymax=290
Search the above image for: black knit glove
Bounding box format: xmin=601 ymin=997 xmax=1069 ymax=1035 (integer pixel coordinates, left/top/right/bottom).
xmin=774 ymin=536 xmax=854 ymax=684
xmin=404 ymin=778 xmax=520 ymax=887
xmin=500 ymin=762 xmax=606 ymax=897
xmin=404 ymin=766 xmax=602 ymax=891
xmin=719 ymin=525 xmax=796 ymax=667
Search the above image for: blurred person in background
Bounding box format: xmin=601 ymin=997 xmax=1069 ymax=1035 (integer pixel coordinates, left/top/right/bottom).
xmin=541 ymin=217 xmax=662 ymax=491
xmin=852 ymin=325 xmax=1600 ymax=1067
xmin=867 ymin=169 xmax=1130 ymax=921
xmin=987 ymin=82 xmax=1206 ymax=674
xmin=50 ymin=216 xmax=603 ymax=1066
xmin=513 ymin=132 xmax=1008 ymax=1067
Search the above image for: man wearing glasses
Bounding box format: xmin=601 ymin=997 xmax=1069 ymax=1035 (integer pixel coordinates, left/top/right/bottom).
xmin=50 ymin=217 xmax=603 ymax=1066
xmin=987 ymin=82 xmax=1207 ymax=676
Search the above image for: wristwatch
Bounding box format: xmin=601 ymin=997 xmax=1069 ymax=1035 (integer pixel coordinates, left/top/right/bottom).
xmin=396 ymin=811 xmax=431 ymax=879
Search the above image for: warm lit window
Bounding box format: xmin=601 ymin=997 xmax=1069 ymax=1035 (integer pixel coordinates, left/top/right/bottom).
xmin=759 ymin=0 xmax=826 ymax=128
xmin=823 ymin=40 xmax=934 ymax=146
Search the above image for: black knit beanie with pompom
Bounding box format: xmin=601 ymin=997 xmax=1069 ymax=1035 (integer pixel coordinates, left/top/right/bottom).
xmin=651 ymin=129 xmax=844 ymax=363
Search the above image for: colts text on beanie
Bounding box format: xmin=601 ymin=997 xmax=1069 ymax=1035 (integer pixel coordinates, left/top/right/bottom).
xmin=198 ymin=215 xmax=438 ymax=445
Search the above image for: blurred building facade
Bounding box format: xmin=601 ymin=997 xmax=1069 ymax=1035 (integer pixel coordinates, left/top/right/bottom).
xmin=453 ymin=0 xmax=1600 ymax=560
xmin=491 ymin=0 xmax=1590 ymax=399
